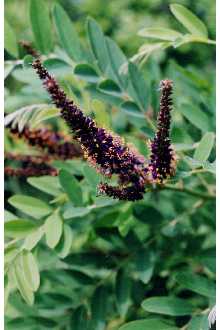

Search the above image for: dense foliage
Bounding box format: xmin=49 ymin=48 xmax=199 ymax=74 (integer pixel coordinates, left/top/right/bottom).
xmin=4 ymin=0 xmax=215 ymax=329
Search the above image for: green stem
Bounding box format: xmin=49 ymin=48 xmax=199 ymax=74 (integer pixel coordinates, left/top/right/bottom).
xmin=162 ymin=184 xmax=215 ymax=200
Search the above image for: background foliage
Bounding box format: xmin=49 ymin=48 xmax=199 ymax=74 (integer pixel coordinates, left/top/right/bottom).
xmin=4 ymin=0 xmax=215 ymax=329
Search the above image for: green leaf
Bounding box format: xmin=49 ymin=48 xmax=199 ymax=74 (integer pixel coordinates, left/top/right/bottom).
xmin=21 ymin=251 xmax=40 ymax=292
xmin=30 ymin=107 xmax=59 ymax=128
xmin=83 ymin=164 xmax=100 ymax=189
xmin=74 ymin=63 xmax=100 ymax=83
xmin=63 ymin=206 xmax=91 ymax=219
xmin=4 ymin=62 xmax=16 ymax=79
xmin=138 ymin=27 xmax=182 ymax=41
xmin=30 ymin=0 xmax=53 ymax=54
xmin=59 ymin=169 xmax=83 ymax=206
xmin=119 ymin=319 xmax=178 ymax=330
xmin=4 ymin=20 xmax=18 ymax=57
xmin=128 ymin=62 xmax=148 ymax=110
xmin=141 ymin=297 xmax=194 ymax=316
xmin=27 ymin=176 xmax=62 ymax=197
xmin=187 ymin=315 xmax=209 ymax=330
xmin=175 ymin=272 xmax=215 ymax=298
xmin=45 ymin=211 xmax=63 ymax=249
xmin=23 ymin=55 xmax=34 ymax=69
xmin=115 ymin=269 xmax=131 ymax=317
xmin=12 ymin=261 xmax=34 ymax=305
xmin=55 ymin=224 xmax=73 ymax=259
xmin=170 ymin=4 xmax=208 ymax=38
xmin=121 ymin=101 xmax=144 ymax=118
xmin=194 ymin=132 xmax=215 ymax=162
xmin=179 ymin=104 xmax=210 ymax=132
xmin=91 ymin=99 xmax=111 ymax=129
xmin=8 ymin=195 xmax=52 ymax=219
xmin=135 ymin=250 xmax=155 ymax=284
xmin=105 ymin=37 xmax=127 ymax=88
xmin=23 ymin=226 xmax=45 ymax=251
xmin=5 ymin=220 xmax=37 ymax=239
xmin=91 ymin=286 xmax=108 ymax=330
xmin=53 ymin=4 xmax=83 ymax=61
xmin=86 ymin=17 xmax=109 ymax=73
xmin=70 ymin=306 xmax=90 ymax=330
xmin=98 ymin=79 xmax=123 ymax=97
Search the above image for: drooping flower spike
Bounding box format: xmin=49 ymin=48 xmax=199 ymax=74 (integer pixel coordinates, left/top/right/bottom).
xmin=32 ymin=59 xmax=150 ymax=200
xmin=8 ymin=126 xmax=83 ymax=160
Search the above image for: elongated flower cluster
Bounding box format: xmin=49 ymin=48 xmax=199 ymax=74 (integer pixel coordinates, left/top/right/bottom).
xmin=9 ymin=126 xmax=83 ymax=160
xmin=148 ymin=79 xmax=175 ymax=182
xmin=5 ymin=154 xmax=58 ymax=177
xmin=32 ymin=59 xmax=149 ymax=200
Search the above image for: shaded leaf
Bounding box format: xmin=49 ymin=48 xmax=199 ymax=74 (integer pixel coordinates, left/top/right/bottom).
xmin=115 ymin=269 xmax=131 ymax=317
xmin=119 ymin=319 xmax=178 ymax=330
xmin=98 ymin=79 xmax=123 ymax=97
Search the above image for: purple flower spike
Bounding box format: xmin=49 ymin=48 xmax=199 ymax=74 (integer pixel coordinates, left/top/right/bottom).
xmin=149 ymin=79 xmax=176 ymax=182
xmin=32 ymin=59 xmax=149 ymax=200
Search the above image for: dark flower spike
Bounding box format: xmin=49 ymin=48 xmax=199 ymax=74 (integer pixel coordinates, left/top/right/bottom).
xmin=5 ymin=165 xmax=58 ymax=177
xmin=149 ymin=79 xmax=176 ymax=182
xmin=19 ymin=40 xmax=39 ymax=58
xmin=9 ymin=126 xmax=83 ymax=160
xmin=32 ymin=59 xmax=149 ymax=200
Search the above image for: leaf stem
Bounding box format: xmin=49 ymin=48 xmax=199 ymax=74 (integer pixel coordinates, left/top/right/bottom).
xmin=161 ymin=184 xmax=215 ymax=200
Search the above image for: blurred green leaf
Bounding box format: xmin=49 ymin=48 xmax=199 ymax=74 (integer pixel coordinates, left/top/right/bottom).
xmin=21 ymin=251 xmax=40 ymax=292
xmin=63 ymin=206 xmax=91 ymax=219
xmin=70 ymin=305 xmax=90 ymax=330
xmin=27 ymin=176 xmax=62 ymax=197
xmin=141 ymin=297 xmax=194 ymax=316
xmin=8 ymin=195 xmax=52 ymax=219
xmin=30 ymin=0 xmax=53 ymax=54
xmin=55 ymin=224 xmax=73 ymax=259
xmin=175 ymin=271 xmax=215 ymax=298
xmin=121 ymin=101 xmax=144 ymax=118
xmin=115 ymin=268 xmax=131 ymax=317
xmin=53 ymin=4 xmax=83 ymax=61
xmin=87 ymin=17 xmax=109 ymax=73
xmin=194 ymin=132 xmax=215 ymax=162
xmin=187 ymin=315 xmax=209 ymax=330
xmin=59 ymin=169 xmax=83 ymax=206
xmin=4 ymin=20 xmax=18 ymax=57
xmin=119 ymin=319 xmax=178 ymax=330
xmin=128 ymin=62 xmax=148 ymax=110
xmin=170 ymin=4 xmax=208 ymax=38
xmin=135 ymin=250 xmax=155 ymax=284
xmin=11 ymin=261 xmax=34 ymax=305
xmin=74 ymin=63 xmax=100 ymax=83
xmin=91 ymin=286 xmax=108 ymax=330
xmin=98 ymin=79 xmax=123 ymax=97
xmin=91 ymin=99 xmax=111 ymax=128
xmin=5 ymin=220 xmax=37 ymax=239
xmin=45 ymin=211 xmax=63 ymax=249
xmin=179 ymin=104 xmax=210 ymax=132
xmin=138 ymin=27 xmax=182 ymax=41
xmin=23 ymin=226 xmax=45 ymax=251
